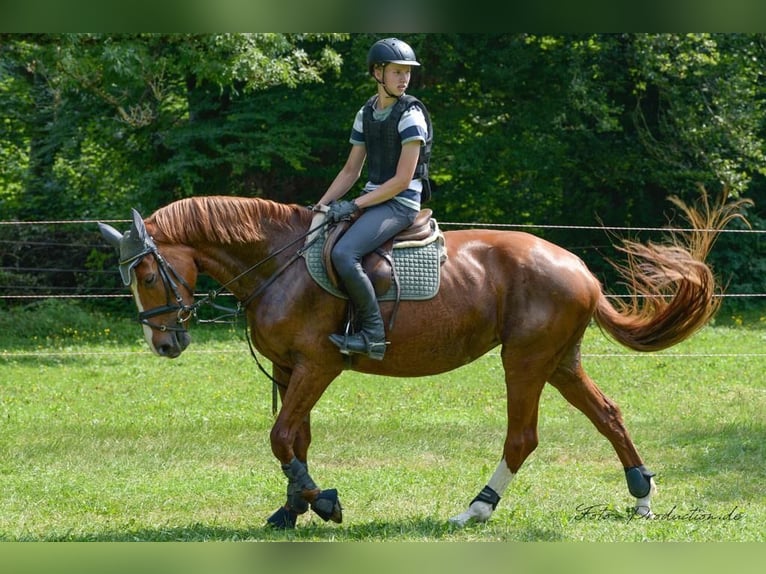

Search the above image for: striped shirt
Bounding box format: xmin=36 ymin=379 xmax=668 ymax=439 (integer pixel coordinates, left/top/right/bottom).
xmin=349 ymin=99 xmax=429 ymax=211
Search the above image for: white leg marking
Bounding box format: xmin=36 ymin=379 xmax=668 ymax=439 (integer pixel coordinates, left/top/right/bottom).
xmin=449 ymin=459 xmax=515 ymax=527
xmin=487 ymin=460 xmax=514 ymax=496
xmin=634 ymin=477 xmax=657 ymax=518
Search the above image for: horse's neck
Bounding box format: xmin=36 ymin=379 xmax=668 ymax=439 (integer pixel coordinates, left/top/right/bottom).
xmin=195 ymin=227 xmax=303 ymax=299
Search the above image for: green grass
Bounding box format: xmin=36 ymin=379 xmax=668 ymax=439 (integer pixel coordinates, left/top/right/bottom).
xmin=0 ymin=301 xmax=764 ymax=541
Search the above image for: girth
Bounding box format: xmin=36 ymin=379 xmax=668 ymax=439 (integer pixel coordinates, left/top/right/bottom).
xmin=321 ymin=208 xmax=434 ymax=296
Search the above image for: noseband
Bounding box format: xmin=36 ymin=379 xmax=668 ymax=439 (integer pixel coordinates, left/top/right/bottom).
xmin=121 ymin=247 xmax=195 ymax=333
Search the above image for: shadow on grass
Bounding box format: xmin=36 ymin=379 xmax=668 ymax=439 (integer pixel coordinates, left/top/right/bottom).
xmin=10 ymin=517 xmax=565 ymax=542
xmin=660 ymin=421 xmax=766 ymax=502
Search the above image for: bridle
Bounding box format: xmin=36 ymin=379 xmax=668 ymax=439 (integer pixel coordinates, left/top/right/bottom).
xmin=119 ymin=209 xmax=332 ymax=413
xmin=124 ymin=212 xmax=332 ymax=334
xmin=120 ymin=245 xmax=195 ymax=333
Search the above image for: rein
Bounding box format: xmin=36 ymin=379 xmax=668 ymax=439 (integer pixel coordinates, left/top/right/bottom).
xmin=191 ymin=217 xmax=330 ymax=319
xmin=135 ymin=216 xmax=329 ymax=326
xmin=133 ymin=216 xmax=332 ymax=413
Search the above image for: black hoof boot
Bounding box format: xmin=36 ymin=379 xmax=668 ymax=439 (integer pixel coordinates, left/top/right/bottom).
xmin=265 ymin=505 xmax=300 ymax=529
xmin=310 ymin=488 xmax=343 ymax=523
xmin=625 ymin=465 xmax=655 ymax=498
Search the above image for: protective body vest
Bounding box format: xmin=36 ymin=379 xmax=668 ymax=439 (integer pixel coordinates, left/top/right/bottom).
xmin=362 ymin=94 xmax=434 ymax=201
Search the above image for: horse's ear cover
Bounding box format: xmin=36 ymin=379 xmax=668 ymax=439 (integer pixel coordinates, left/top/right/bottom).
xmin=98 ymin=209 xmax=155 ymax=285
xmin=98 ymin=221 xmax=123 ymax=250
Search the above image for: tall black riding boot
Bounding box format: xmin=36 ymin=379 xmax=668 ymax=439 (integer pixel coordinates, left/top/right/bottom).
xmin=329 ymin=264 xmax=387 ymax=360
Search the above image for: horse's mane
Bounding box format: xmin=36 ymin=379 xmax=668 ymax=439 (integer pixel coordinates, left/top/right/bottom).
xmin=147 ymin=196 xmax=307 ymax=244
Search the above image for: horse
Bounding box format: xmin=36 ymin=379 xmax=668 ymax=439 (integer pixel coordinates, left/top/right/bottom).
xmin=98 ymin=190 xmax=746 ymax=529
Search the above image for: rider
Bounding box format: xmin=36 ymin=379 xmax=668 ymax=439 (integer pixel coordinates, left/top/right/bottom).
xmin=315 ymin=37 xmax=432 ymax=361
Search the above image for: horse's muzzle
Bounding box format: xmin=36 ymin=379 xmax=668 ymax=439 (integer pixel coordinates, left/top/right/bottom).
xmin=154 ymin=329 xmax=191 ymax=358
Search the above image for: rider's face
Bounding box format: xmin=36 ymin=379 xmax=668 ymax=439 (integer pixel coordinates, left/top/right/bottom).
xmin=377 ymin=64 xmax=411 ymax=96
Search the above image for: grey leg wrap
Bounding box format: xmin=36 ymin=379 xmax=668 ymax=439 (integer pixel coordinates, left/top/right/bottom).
xmin=310 ymin=488 xmax=343 ymax=523
xmin=470 ymin=485 xmax=501 ymax=510
xmin=625 ymin=465 xmax=655 ymax=498
xmin=266 ymin=458 xmax=315 ymax=528
xmin=282 ymin=457 xmax=315 ymax=513
xmin=266 ymin=457 xmax=343 ymax=526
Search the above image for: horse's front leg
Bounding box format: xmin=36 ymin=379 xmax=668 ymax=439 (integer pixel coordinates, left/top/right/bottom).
xmin=265 ymin=364 xmax=343 ymax=529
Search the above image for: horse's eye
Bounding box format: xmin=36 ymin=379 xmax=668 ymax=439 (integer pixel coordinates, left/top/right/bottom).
xmin=144 ymin=273 xmax=157 ymax=287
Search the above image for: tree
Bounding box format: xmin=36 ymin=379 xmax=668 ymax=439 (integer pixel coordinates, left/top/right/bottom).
xmin=0 ymin=33 xmax=347 ymax=219
xmin=0 ymin=34 xmax=764 ymax=307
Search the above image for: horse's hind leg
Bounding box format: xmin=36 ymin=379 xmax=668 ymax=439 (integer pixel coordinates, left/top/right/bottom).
xmin=548 ymin=353 xmax=657 ymax=517
xmin=450 ymin=352 xmax=547 ymax=527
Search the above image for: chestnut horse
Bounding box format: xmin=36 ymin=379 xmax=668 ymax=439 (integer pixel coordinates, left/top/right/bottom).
xmin=98 ymin=191 xmax=743 ymax=528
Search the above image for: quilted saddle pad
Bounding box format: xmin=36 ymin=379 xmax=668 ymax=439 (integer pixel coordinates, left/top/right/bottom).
xmin=302 ymin=220 xmax=447 ymax=301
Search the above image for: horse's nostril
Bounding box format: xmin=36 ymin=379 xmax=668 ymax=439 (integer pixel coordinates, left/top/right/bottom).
xmin=157 ymin=343 xmax=180 ymax=358
xmin=178 ymin=331 xmax=192 ymax=351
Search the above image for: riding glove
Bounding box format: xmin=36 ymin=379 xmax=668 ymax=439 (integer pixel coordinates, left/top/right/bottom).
xmin=326 ymin=200 xmax=360 ymax=224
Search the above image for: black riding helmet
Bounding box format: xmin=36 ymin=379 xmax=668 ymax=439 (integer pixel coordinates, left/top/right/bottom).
xmin=367 ymin=38 xmax=420 ymax=76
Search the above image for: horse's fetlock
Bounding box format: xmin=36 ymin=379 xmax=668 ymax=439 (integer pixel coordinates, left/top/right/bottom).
xmin=625 ymin=464 xmax=655 ymax=498
xmin=301 ymin=488 xmax=321 ymax=504
xmin=287 ymin=494 xmax=309 ymax=515
xmin=471 ymin=485 xmax=501 ymax=510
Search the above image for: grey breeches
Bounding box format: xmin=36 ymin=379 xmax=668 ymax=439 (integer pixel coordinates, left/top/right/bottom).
xmin=331 ymin=200 xmax=417 ymax=279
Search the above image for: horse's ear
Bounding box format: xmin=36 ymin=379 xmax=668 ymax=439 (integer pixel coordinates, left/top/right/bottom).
xmin=130 ymin=208 xmax=147 ymax=240
xmin=98 ymin=222 xmax=123 ymax=250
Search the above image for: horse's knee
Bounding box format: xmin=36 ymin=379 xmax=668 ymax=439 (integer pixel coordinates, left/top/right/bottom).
xmin=269 ymin=423 xmax=294 ymax=462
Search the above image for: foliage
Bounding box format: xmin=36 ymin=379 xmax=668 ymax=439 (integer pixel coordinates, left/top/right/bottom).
xmin=0 ymin=33 xmax=347 ymax=218
xmin=1 ymin=33 xmax=765 ymax=299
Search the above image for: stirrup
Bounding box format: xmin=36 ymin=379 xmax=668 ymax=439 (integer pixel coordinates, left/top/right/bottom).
xmin=329 ymin=331 xmax=388 ymax=360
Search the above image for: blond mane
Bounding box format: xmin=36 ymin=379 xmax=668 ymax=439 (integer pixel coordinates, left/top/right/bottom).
xmin=147 ymin=196 xmax=306 ymax=244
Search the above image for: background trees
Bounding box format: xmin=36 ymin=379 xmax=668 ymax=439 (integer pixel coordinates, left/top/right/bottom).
xmin=1 ymin=33 xmax=764 ymax=306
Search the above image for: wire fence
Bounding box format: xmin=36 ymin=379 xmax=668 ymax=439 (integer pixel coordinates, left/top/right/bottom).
xmin=1 ymin=217 xmax=764 ymax=361
xmin=2 ymin=217 xmax=765 ymax=301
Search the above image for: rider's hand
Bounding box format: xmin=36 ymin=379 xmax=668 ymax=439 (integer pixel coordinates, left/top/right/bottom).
xmin=326 ymin=200 xmax=361 ymax=224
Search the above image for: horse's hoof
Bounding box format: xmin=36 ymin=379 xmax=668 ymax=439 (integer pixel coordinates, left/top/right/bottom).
xmin=266 ymin=505 xmax=299 ymax=529
xmin=310 ymin=488 xmax=343 ymax=523
xmin=634 ymin=505 xmax=655 ymax=519
xmin=448 ymin=501 xmax=494 ymax=527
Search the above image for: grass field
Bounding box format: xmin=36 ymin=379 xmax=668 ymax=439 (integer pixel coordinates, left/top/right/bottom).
xmin=0 ymin=301 xmax=764 ymax=542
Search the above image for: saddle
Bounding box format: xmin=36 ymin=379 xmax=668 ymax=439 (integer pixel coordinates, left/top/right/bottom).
xmin=322 ymin=208 xmax=435 ymax=297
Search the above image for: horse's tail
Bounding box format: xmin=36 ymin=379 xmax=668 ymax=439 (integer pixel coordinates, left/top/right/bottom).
xmin=593 ymin=187 xmax=750 ymax=352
